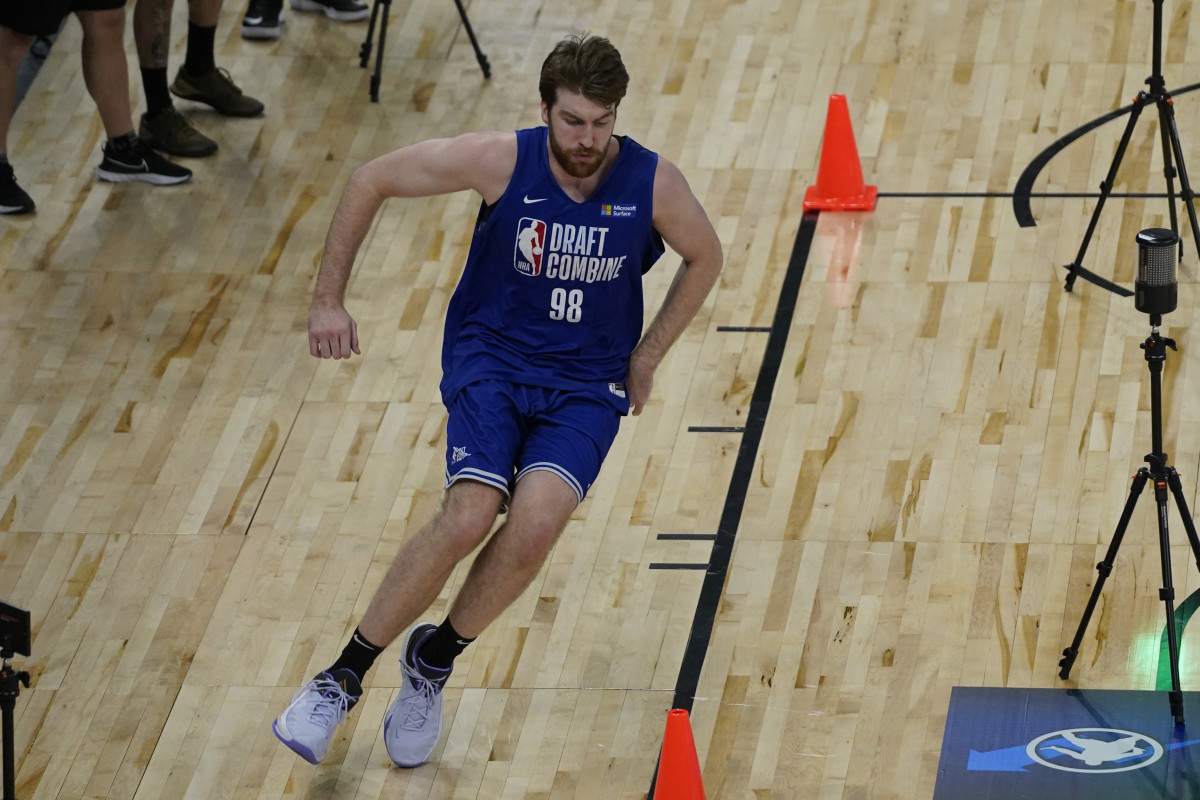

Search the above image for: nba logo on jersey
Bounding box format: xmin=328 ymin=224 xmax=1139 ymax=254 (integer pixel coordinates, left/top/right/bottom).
xmin=514 ymin=218 xmax=546 ymax=276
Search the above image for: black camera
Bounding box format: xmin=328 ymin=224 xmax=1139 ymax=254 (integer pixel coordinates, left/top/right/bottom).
xmin=0 ymin=601 xmax=30 ymax=659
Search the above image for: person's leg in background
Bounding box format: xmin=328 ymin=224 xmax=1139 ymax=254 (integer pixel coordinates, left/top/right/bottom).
xmin=0 ymin=21 xmax=38 ymax=213
xmin=170 ymin=0 xmax=264 ymax=116
xmin=134 ymin=0 xmax=217 ymax=157
xmin=241 ymin=0 xmax=368 ymax=41
xmin=240 ymin=0 xmax=284 ymax=40
xmin=135 ymin=0 xmax=262 ymax=158
xmin=14 ymin=18 xmax=65 ymax=110
xmin=75 ymin=6 xmax=193 ymax=185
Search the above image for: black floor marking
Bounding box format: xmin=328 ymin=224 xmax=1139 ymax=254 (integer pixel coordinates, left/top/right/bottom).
xmin=688 ymin=425 xmax=746 ymax=433
xmin=669 ymin=210 xmax=817 ymax=712
xmin=648 ymin=211 xmax=818 ymax=799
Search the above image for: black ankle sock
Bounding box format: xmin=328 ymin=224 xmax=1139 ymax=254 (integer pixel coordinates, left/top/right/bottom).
xmin=107 ymin=132 xmax=139 ymax=153
xmin=417 ymin=619 xmax=475 ymax=671
xmin=329 ymin=627 xmax=386 ymax=684
xmin=184 ymin=23 xmax=217 ymax=75
xmin=141 ymin=67 xmax=172 ymax=117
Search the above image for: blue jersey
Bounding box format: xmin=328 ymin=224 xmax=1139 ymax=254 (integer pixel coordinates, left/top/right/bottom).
xmin=440 ymin=126 xmax=665 ymax=413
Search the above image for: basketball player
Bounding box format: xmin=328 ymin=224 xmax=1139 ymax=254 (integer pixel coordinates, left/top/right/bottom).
xmin=272 ymin=34 xmax=724 ymax=768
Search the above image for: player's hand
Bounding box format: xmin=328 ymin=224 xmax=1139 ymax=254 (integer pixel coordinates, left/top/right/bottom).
xmin=626 ymin=349 xmax=657 ymax=415
xmin=308 ymin=303 xmax=360 ymax=359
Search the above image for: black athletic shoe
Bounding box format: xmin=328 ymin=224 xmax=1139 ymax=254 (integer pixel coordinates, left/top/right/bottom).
xmin=171 ymin=66 xmax=265 ymax=118
xmin=139 ymin=108 xmax=219 ymax=158
xmin=95 ymin=139 xmax=192 ymax=185
xmin=290 ymin=0 xmax=369 ymax=22
xmin=0 ymin=162 xmax=35 ymax=214
xmin=242 ymin=0 xmax=285 ymax=39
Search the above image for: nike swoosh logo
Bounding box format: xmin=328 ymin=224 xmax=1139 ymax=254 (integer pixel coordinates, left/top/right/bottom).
xmin=246 ymin=15 xmax=264 ymax=23
xmin=113 ymin=159 xmax=150 ymax=172
xmin=523 ymin=196 xmax=547 ymax=204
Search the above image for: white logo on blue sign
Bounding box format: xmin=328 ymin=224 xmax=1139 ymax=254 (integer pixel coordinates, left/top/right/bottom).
xmin=1025 ymin=728 xmax=1163 ymax=774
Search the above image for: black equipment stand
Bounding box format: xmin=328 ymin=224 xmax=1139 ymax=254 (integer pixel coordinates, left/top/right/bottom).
xmin=360 ymin=0 xmax=491 ymax=102
xmin=1064 ymin=0 xmax=1200 ymax=294
xmin=1059 ymin=316 xmax=1200 ymax=724
xmin=0 ymin=653 xmax=29 ymax=800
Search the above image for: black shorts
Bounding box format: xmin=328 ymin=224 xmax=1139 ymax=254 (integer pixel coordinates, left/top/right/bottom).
xmin=0 ymin=0 xmax=125 ymax=38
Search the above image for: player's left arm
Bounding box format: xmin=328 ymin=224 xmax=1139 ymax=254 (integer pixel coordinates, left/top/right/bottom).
xmin=627 ymin=157 xmax=724 ymax=415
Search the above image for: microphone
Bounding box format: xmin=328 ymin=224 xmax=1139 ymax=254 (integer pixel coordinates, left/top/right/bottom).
xmin=1135 ymin=228 xmax=1178 ymax=317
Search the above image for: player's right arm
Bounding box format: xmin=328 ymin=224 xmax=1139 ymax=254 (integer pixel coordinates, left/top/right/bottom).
xmin=308 ymin=131 xmax=517 ymax=359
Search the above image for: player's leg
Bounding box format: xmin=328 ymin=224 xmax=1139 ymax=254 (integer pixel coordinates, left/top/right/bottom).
xmin=358 ymin=480 xmax=506 ymax=646
xmin=273 ymin=380 xmax=518 ymax=765
xmin=444 ymin=471 xmax=579 ymax=637
xmin=271 ymin=480 xmax=503 ymax=764
xmin=383 ymin=387 xmax=619 ymax=768
xmin=383 ymin=470 xmax=578 ymax=767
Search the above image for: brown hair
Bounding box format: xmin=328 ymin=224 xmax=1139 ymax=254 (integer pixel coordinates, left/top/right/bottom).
xmin=538 ymin=35 xmax=629 ymax=110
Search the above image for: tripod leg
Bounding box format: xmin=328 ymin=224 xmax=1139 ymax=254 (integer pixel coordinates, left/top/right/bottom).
xmin=360 ymin=0 xmax=380 ymax=68
xmin=451 ymin=0 xmax=491 ymax=79
xmin=1164 ymin=466 xmax=1200 ymax=582
xmin=1060 ymin=468 xmax=1149 ymax=678
xmin=1 ymin=692 xmax=12 ymax=800
xmin=1151 ymin=474 xmax=1186 ymax=723
xmin=370 ymin=0 xmax=391 ymax=102
xmin=1162 ymin=102 xmax=1200 ymax=262
xmin=0 ymin=664 xmax=27 ymax=800
xmin=1156 ymin=99 xmax=1184 ymax=254
xmin=1064 ymin=96 xmax=1149 ymax=292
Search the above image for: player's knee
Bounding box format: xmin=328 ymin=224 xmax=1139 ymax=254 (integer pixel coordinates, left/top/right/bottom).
xmin=437 ymin=493 xmax=502 ymax=556
xmin=508 ymin=515 xmax=566 ymax=563
xmin=441 ymin=525 xmax=490 ymax=561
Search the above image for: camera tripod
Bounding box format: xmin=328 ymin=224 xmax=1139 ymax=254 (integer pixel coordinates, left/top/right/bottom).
xmin=360 ymin=0 xmax=490 ymax=102
xmin=1059 ymin=317 xmax=1200 ymax=724
xmin=0 ymin=655 xmax=28 ymax=800
xmin=1064 ymin=0 xmax=1200 ymax=295
xmin=0 ymin=602 xmax=30 ymax=800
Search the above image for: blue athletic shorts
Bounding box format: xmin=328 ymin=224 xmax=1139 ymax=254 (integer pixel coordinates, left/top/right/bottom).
xmin=444 ymin=380 xmax=622 ymax=504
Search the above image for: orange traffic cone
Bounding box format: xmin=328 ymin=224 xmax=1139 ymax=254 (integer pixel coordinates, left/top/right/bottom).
xmin=803 ymin=94 xmax=878 ymax=211
xmin=657 ymin=709 xmax=706 ymax=799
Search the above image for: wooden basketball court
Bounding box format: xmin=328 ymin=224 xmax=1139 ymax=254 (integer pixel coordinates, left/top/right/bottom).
xmin=4 ymin=0 xmax=1200 ymax=796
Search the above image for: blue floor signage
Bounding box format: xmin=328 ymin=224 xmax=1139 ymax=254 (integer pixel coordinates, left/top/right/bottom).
xmin=935 ymin=688 xmax=1200 ymax=799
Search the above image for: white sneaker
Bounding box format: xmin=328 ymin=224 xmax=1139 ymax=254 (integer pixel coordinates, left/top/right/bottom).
xmin=272 ymin=669 xmax=361 ymax=764
xmin=383 ymin=623 xmax=451 ymax=768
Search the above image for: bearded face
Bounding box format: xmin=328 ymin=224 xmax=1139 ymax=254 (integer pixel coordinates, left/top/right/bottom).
xmin=542 ymin=92 xmax=616 ymax=179
xmin=547 ymin=120 xmax=607 ymax=178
